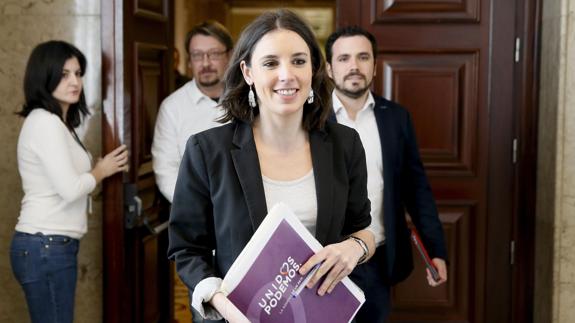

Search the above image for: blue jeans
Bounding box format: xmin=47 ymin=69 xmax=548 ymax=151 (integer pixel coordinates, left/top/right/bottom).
xmin=10 ymin=231 xmax=79 ymax=323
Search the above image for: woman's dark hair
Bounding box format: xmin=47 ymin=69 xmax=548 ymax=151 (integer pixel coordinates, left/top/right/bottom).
xmin=18 ymin=40 xmax=89 ymax=128
xmin=219 ymin=9 xmax=332 ymax=131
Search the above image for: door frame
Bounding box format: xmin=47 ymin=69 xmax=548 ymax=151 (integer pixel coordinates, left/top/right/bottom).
xmin=484 ymin=0 xmax=540 ymax=321
xmin=101 ymin=0 xmax=174 ymax=322
xmin=509 ymin=0 xmax=541 ymax=321
xmin=101 ymin=0 xmax=129 ymax=322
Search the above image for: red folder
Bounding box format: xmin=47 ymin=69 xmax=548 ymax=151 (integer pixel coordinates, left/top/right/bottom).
xmin=410 ymin=227 xmax=440 ymax=282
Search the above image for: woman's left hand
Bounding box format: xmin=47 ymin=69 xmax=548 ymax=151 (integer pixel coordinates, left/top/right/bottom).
xmin=298 ymin=239 xmax=363 ymax=296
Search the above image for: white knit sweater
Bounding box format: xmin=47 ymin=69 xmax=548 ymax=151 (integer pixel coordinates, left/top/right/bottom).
xmin=15 ymin=108 xmax=96 ymax=239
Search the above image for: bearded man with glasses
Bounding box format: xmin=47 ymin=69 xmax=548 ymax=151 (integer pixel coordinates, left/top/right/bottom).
xmin=153 ymin=20 xmax=233 ymax=204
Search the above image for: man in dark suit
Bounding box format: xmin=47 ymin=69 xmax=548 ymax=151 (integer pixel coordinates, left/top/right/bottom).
xmin=325 ymin=26 xmax=449 ymax=322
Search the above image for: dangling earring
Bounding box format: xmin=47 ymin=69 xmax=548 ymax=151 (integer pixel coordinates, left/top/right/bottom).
xmin=248 ymin=84 xmax=256 ymax=108
xmin=307 ymin=89 xmax=314 ymax=104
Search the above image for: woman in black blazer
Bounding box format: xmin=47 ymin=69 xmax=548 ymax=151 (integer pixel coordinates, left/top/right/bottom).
xmin=167 ymin=10 xmax=375 ymax=322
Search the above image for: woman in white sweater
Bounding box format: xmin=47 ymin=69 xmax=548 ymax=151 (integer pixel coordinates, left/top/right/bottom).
xmin=10 ymin=40 xmax=128 ymax=323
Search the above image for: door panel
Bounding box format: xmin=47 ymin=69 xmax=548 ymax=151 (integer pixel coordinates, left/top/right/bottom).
xmin=394 ymin=203 xmax=474 ymax=320
xmin=337 ymin=0 xmax=519 ymax=322
xmin=378 ymin=52 xmax=479 ymax=176
xmin=102 ymin=0 xmax=173 ymax=322
xmin=375 ymin=0 xmax=480 ymax=22
xmin=131 ymin=42 xmax=170 ymax=323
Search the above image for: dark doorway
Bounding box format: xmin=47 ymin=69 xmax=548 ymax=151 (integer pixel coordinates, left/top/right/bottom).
xmin=101 ymin=1 xmax=174 ymax=322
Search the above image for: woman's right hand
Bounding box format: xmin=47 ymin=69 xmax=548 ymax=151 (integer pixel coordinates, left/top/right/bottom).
xmin=91 ymin=144 xmax=129 ymax=184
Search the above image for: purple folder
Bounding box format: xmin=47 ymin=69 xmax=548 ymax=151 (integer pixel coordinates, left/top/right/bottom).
xmin=222 ymin=203 xmax=365 ymax=323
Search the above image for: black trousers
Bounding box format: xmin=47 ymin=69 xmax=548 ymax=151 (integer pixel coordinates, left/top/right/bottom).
xmin=350 ymin=245 xmax=391 ymax=323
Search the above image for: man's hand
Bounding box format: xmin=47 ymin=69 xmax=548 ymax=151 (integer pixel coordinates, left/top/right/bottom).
xmin=427 ymin=258 xmax=447 ymax=287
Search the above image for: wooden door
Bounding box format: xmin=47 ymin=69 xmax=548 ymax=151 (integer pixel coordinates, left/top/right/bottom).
xmin=102 ymin=0 xmax=174 ymax=322
xmin=336 ymin=0 xmax=538 ymax=322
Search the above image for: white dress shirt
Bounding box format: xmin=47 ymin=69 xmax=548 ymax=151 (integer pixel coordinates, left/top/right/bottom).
xmin=152 ymin=79 xmax=225 ymax=202
xmin=333 ymin=92 xmax=386 ymax=246
xmin=16 ymin=109 xmax=96 ymax=239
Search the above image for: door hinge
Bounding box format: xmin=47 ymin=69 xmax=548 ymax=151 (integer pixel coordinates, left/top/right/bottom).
xmin=510 ymin=240 xmax=515 ymax=265
xmin=512 ymin=138 xmax=518 ymax=164
xmin=514 ymin=37 xmax=521 ymax=63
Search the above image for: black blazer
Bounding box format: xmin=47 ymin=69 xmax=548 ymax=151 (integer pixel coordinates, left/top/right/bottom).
xmin=331 ymin=94 xmax=447 ymax=284
xmin=167 ymin=121 xmax=372 ymax=294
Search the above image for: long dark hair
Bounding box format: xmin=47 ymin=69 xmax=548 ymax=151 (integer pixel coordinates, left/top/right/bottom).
xmin=17 ymin=40 xmax=89 ymax=128
xmin=219 ymin=9 xmax=332 ymax=131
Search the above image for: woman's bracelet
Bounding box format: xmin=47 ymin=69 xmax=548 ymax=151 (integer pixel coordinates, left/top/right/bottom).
xmin=348 ymin=236 xmax=369 ymax=264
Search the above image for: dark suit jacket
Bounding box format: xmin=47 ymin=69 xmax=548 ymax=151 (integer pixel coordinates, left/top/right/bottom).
xmin=331 ymin=94 xmax=447 ymax=285
xmin=167 ymin=121 xmax=372 ymax=294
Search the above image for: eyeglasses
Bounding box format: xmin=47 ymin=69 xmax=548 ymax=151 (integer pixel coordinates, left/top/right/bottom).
xmin=190 ymin=50 xmax=228 ymax=62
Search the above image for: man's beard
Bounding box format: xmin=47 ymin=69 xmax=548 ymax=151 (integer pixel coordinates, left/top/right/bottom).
xmin=334 ymin=81 xmax=371 ymax=99
xmin=198 ymin=78 xmax=220 ymax=87
xmin=334 ymin=72 xmax=373 ymax=98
